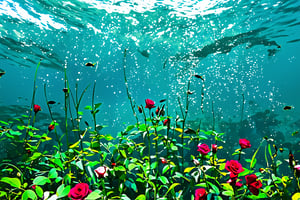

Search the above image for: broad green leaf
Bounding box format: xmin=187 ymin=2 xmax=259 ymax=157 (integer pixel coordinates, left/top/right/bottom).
xmin=86 ymin=190 xmax=101 ymax=200
xmin=28 ymin=152 xmax=42 ymax=162
xmin=48 ymin=168 xmax=58 ymax=179
xmin=222 ymin=190 xmax=234 ymax=196
xmin=84 ymin=105 xmax=93 ymax=110
xmin=162 ymin=165 xmax=170 ymax=174
xmin=35 ymin=186 xmax=43 ymax=198
xmin=0 ymin=177 xmax=21 ymax=188
xmin=33 ymin=176 xmax=51 ymax=186
xmin=21 ymin=189 xmax=37 ymax=200
xmin=57 ymin=184 xmax=70 ymax=198
xmin=163 ymin=183 xmax=180 ymax=197
xmin=184 ymin=167 xmax=195 ymax=173
xmin=159 ymin=176 xmax=169 ymax=184
xmin=207 ymin=181 xmax=219 ymax=194
xmin=94 ymin=103 xmax=102 ymax=109
xmin=9 ymin=130 xmax=22 ymax=136
xmin=114 ymin=166 xmax=126 ymax=172
xmin=120 ymin=150 xmax=127 ymax=158
xmin=0 ymin=191 xmax=7 ymax=198
xmin=135 ymin=194 xmax=146 ymax=200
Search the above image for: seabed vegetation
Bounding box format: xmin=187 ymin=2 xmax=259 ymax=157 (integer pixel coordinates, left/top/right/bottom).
xmin=0 ymin=50 xmax=300 ymax=200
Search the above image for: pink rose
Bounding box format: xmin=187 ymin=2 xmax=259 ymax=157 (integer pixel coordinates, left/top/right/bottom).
xmin=197 ymin=143 xmax=210 ymax=155
xmin=68 ymin=183 xmax=91 ymax=200
xmin=94 ymin=166 xmax=108 ymax=178
xmin=239 ymin=138 xmax=251 ymax=149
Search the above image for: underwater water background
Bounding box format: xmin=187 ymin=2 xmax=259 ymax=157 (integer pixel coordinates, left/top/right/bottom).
xmin=0 ymin=0 xmax=300 ymax=150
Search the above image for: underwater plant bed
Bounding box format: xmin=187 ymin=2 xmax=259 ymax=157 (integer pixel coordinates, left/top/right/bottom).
xmin=1 ymin=58 xmax=300 ymax=200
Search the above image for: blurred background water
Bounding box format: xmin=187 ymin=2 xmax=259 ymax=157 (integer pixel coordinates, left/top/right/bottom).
xmin=0 ymin=0 xmax=299 ymax=151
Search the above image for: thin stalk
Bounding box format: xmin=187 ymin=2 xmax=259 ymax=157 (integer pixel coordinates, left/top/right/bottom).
xmin=212 ymin=101 xmax=215 ymax=131
xmin=64 ymin=68 xmax=69 ymax=147
xmin=44 ymin=84 xmax=61 ymax=151
xmin=25 ymin=59 xmax=42 ymax=143
xmin=123 ymin=48 xmax=139 ymax=126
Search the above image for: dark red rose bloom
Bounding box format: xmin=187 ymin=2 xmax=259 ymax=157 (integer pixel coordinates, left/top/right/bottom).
xmin=163 ymin=118 xmax=170 ymax=126
xmin=239 ymin=138 xmax=251 ymax=149
xmin=227 ymin=177 xmax=243 ymax=188
xmin=145 ymin=99 xmax=155 ymax=109
xmin=31 ymin=185 xmax=36 ymax=190
xmin=289 ymin=151 xmax=295 ymax=168
xmin=212 ymin=144 xmax=217 ymax=154
xmin=33 ymin=105 xmax=41 ymax=113
xmin=68 ymin=183 xmax=91 ymax=200
xmin=197 ymin=143 xmax=210 ymax=155
xmin=160 ymin=157 xmax=168 ymax=164
xmin=138 ymin=106 xmax=142 ymax=113
xmin=62 ymin=88 xmax=69 ymax=93
xmin=195 ymin=188 xmax=207 ymax=200
xmin=94 ymin=166 xmax=108 ymax=178
xmin=245 ymin=174 xmax=262 ymax=196
xmin=225 ymin=160 xmax=244 ymax=177
xmin=48 ymin=124 xmax=55 ymax=132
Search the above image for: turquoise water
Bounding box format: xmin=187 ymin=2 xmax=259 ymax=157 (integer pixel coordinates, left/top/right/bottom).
xmin=0 ymin=0 xmax=300 ymax=145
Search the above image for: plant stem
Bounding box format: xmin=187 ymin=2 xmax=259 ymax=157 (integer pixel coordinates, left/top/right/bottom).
xmin=122 ymin=48 xmax=139 ymax=127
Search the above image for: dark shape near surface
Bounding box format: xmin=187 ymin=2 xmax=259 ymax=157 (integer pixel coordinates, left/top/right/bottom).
xmin=85 ymin=62 xmax=96 ymax=67
xmin=0 ymin=69 xmax=5 ymax=78
xmin=47 ymin=101 xmax=56 ymax=105
xmin=283 ymin=106 xmax=293 ymax=110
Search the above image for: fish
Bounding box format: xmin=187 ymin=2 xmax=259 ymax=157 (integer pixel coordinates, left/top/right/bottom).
xmin=0 ymin=69 xmax=5 ymax=78
xmin=194 ymin=74 xmax=204 ymax=81
xmin=47 ymin=101 xmax=56 ymax=105
xmin=85 ymin=62 xmax=96 ymax=67
xmin=283 ymin=106 xmax=293 ymax=110
xmin=138 ymin=49 xmax=150 ymax=58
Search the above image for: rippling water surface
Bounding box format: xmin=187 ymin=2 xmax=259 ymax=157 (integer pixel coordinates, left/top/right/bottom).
xmin=0 ymin=0 xmax=300 ymax=140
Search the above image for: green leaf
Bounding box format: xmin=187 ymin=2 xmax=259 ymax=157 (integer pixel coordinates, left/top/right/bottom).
xmin=86 ymin=190 xmax=101 ymax=200
xmin=48 ymin=168 xmax=58 ymax=179
xmin=0 ymin=191 xmax=7 ymax=198
xmin=163 ymin=183 xmax=180 ymax=197
xmin=0 ymin=177 xmax=21 ymax=188
xmin=84 ymin=105 xmax=93 ymax=110
xmin=94 ymin=103 xmax=102 ymax=109
xmin=135 ymin=194 xmax=146 ymax=200
xmin=28 ymin=152 xmax=42 ymax=162
xmin=33 ymin=176 xmax=51 ymax=186
xmin=114 ymin=166 xmax=126 ymax=172
xmin=120 ymin=150 xmax=127 ymax=158
xmin=222 ymin=190 xmax=234 ymax=196
xmin=35 ymin=186 xmax=43 ymax=198
xmin=207 ymin=181 xmax=219 ymax=194
xmin=159 ymin=176 xmax=169 ymax=184
xmin=56 ymin=184 xmax=70 ymax=198
xmin=9 ymin=130 xmax=22 ymax=136
xmin=184 ymin=167 xmax=195 ymax=173
xmin=162 ymin=165 xmax=170 ymax=175
xmin=125 ymin=125 xmax=135 ymax=132
xmin=21 ymin=189 xmax=37 ymax=200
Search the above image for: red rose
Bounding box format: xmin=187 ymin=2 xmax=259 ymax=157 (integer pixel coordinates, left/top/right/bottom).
xmin=195 ymin=188 xmax=207 ymax=200
xmin=239 ymin=138 xmax=251 ymax=149
xmin=68 ymin=183 xmax=91 ymax=200
xmin=225 ymin=160 xmax=244 ymax=177
xmin=94 ymin=166 xmax=108 ymax=178
xmin=34 ymin=105 xmax=41 ymax=113
xmin=212 ymin=144 xmax=217 ymax=154
xmin=160 ymin=157 xmax=168 ymax=164
xmin=48 ymin=124 xmax=55 ymax=132
xmin=245 ymin=174 xmax=262 ymax=196
xmin=197 ymin=143 xmax=210 ymax=155
xmin=145 ymin=99 xmax=155 ymax=109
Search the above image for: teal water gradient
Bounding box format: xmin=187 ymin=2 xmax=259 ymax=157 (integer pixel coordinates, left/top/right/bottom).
xmin=0 ymin=0 xmax=299 ymax=144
